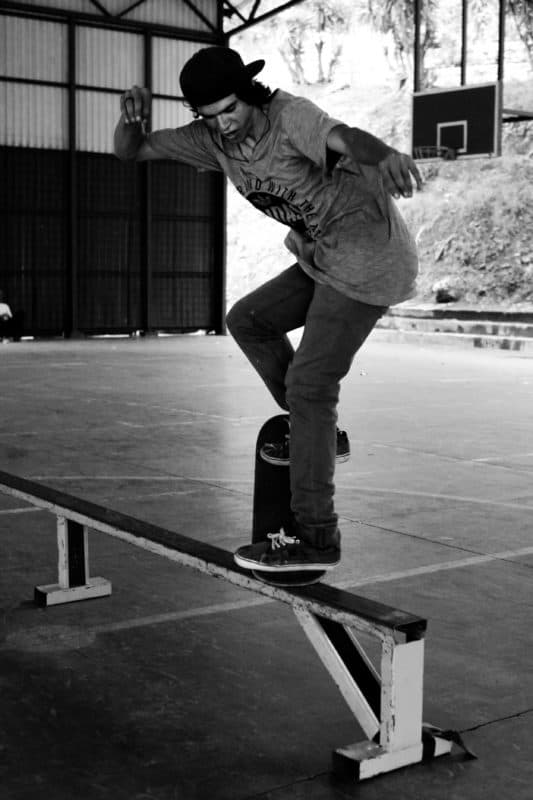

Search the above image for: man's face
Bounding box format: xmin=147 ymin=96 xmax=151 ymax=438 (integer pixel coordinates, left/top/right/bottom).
xmin=197 ymin=93 xmax=255 ymax=144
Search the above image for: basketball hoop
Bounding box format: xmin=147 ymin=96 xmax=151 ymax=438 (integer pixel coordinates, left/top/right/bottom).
xmin=413 ymin=146 xmax=457 ymax=161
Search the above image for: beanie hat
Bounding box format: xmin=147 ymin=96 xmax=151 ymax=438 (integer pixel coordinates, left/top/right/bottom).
xmin=179 ymin=46 xmax=265 ymax=108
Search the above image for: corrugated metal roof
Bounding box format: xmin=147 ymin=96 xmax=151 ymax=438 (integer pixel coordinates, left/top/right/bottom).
xmin=7 ymin=0 xmax=95 ymax=13
xmin=125 ymin=0 xmax=217 ymax=32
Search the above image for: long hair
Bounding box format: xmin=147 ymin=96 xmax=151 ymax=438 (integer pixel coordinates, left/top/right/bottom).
xmin=187 ymin=80 xmax=274 ymax=117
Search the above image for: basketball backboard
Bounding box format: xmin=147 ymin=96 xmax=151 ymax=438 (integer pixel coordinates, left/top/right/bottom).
xmin=412 ymin=82 xmax=502 ymax=161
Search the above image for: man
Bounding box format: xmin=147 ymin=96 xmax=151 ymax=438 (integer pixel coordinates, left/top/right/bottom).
xmin=0 ymin=289 xmax=17 ymax=343
xmin=114 ymin=46 xmax=422 ymax=577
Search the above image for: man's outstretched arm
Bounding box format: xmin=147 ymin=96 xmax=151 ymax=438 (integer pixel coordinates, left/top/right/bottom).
xmin=326 ymin=124 xmax=423 ymax=199
xmin=114 ymin=85 xmax=160 ymax=161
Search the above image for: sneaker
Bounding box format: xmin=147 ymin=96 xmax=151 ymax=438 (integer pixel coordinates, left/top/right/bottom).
xmin=234 ymin=531 xmax=340 ymax=573
xmin=260 ymin=428 xmax=350 ymax=466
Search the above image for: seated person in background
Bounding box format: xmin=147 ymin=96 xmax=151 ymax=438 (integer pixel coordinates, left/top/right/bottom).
xmin=0 ymin=290 xmax=24 ymax=342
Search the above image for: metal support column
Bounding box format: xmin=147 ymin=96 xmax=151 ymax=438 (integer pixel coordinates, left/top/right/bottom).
xmin=66 ymin=19 xmax=80 ymax=338
xmin=413 ymin=0 xmax=422 ymax=93
xmin=140 ymin=30 xmax=153 ymax=334
xmin=213 ymin=174 xmax=227 ymax=334
xmin=214 ymin=10 xmax=229 ymax=334
xmin=498 ymin=0 xmax=506 ymax=82
xmin=461 ymin=0 xmax=468 ymax=85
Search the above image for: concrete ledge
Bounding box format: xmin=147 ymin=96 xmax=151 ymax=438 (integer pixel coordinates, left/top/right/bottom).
xmin=373 ymin=327 xmax=533 ymax=353
xmin=389 ymin=304 xmax=533 ymax=323
xmin=375 ymin=304 xmax=533 ymax=353
xmin=379 ymin=317 xmax=533 ymax=338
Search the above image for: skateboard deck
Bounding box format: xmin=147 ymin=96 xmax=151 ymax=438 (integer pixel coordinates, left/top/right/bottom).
xmin=252 ymin=414 xmax=325 ymax=587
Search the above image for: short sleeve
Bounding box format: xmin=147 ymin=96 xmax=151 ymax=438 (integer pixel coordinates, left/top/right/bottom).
xmin=281 ymin=97 xmax=342 ymax=168
xmin=146 ymin=121 xmax=222 ymax=172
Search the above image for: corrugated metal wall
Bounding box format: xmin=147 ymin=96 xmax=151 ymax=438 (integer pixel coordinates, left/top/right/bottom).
xmin=150 ymin=162 xmax=219 ymax=330
xmin=0 ymin=16 xmax=68 ymax=148
xmin=0 ymin=148 xmax=67 ymax=333
xmin=0 ymin=16 xmax=66 ymax=80
xmin=153 ymin=37 xmax=204 ymax=96
xmin=0 ymin=83 xmax=68 ymax=149
xmin=77 ymin=26 xmax=144 ymax=90
xmin=77 ymin=154 xmax=141 ymax=332
xmin=0 ymin=3 xmax=225 ymax=336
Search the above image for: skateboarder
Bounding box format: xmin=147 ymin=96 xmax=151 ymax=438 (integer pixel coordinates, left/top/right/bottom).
xmin=114 ymin=46 xmax=422 ymax=576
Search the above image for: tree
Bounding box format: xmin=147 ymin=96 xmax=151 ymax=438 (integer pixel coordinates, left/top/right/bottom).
xmin=313 ymin=1 xmax=351 ymax=83
xmin=361 ymin=0 xmax=438 ymax=89
xmin=508 ymin=0 xmax=533 ymax=68
xmin=265 ymin=0 xmax=353 ymax=85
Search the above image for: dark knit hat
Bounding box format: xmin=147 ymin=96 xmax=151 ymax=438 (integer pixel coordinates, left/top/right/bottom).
xmin=179 ymin=46 xmax=265 ymax=108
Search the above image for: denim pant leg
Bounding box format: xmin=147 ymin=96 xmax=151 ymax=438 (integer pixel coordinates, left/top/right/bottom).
xmin=226 ymin=264 xmax=314 ymax=409
xmin=286 ymin=284 xmax=387 ymax=548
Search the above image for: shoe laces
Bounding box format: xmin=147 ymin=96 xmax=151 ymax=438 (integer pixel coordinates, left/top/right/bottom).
xmin=267 ymin=531 xmax=300 ymax=549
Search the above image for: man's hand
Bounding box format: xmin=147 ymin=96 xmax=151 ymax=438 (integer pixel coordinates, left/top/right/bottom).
xmin=378 ymin=151 xmax=423 ymax=199
xmin=120 ymin=86 xmax=152 ymax=126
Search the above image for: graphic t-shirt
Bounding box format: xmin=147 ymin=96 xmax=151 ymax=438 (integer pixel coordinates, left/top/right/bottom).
xmin=146 ymin=90 xmax=418 ymax=306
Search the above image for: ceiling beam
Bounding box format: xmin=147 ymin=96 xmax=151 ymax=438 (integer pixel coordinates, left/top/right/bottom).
xmin=224 ymin=0 xmax=308 ymax=36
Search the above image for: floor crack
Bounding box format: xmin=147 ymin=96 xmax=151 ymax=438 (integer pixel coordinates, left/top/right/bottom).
xmin=243 ymin=771 xmax=330 ymax=800
xmin=462 ymin=707 xmax=533 ymax=733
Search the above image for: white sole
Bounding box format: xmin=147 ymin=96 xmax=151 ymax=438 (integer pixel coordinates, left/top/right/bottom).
xmin=234 ymin=553 xmax=338 ymax=572
xmin=260 ymin=453 xmax=350 ymax=467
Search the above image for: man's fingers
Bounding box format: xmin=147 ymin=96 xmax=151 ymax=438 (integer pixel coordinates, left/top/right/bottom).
xmin=381 ymin=153 xmax=423 ymax=199
xmin=400 ymin=155 xmax=423 ymax=193
xmin=121 ymin=91 xmax=137 ymax=124
xmin=399 ymin=160 xmax=416 ymax=197
xmin=410 ymin=158 xmax=424 ymax=192
xmin=121 ymin=86 xmax=149 ymax=125
xmin=381 ymin=163 xmax=405 ymax=199
xmin=124 ymin=95 xmax=136 ymax=124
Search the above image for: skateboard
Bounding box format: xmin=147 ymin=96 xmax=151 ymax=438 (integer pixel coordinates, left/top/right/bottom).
xmin=252 ymin=414 xmax=326 ymax=587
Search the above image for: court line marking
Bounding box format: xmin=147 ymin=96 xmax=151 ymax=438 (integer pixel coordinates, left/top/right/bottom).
xmin=118 ymin=421 xmax=196 ymax=429
xmin=369 ymin=443 xmax=533 ymax=474
xmin=334 ymin=486 xmax=533 ymax=513
xmin=85 ymin=544 xmax=533 ymax=636
xmin=90 ymin=597 xmax=270 ymax=634
xmin=473 ymin=451 xmax=533 ymax=463
xmin=0 ymin=361 xmax=88 ymax=368
xmin=20 ymin=478 xmax=533 ymax=512
xmin=2 ymin=545 xmax=531 ymax=651
xmin=0 ymin=507 xmax=43 ymax=516
xmin=0 ymin=428 xmax=90 ymax=438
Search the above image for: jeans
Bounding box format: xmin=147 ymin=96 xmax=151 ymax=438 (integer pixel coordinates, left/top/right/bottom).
xmin=226 ymin=264 xmax=387 ymax=549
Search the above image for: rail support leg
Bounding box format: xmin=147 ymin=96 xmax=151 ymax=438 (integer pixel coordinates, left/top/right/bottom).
xmin=34 ymin=516 xmax=112 ymax=606
xmin=293 ymin=608 xmax=453 ymax=781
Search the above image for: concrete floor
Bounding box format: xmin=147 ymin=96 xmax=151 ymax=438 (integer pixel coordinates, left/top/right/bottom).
xmin=0 ymin=334 xmax=532 ymax=800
